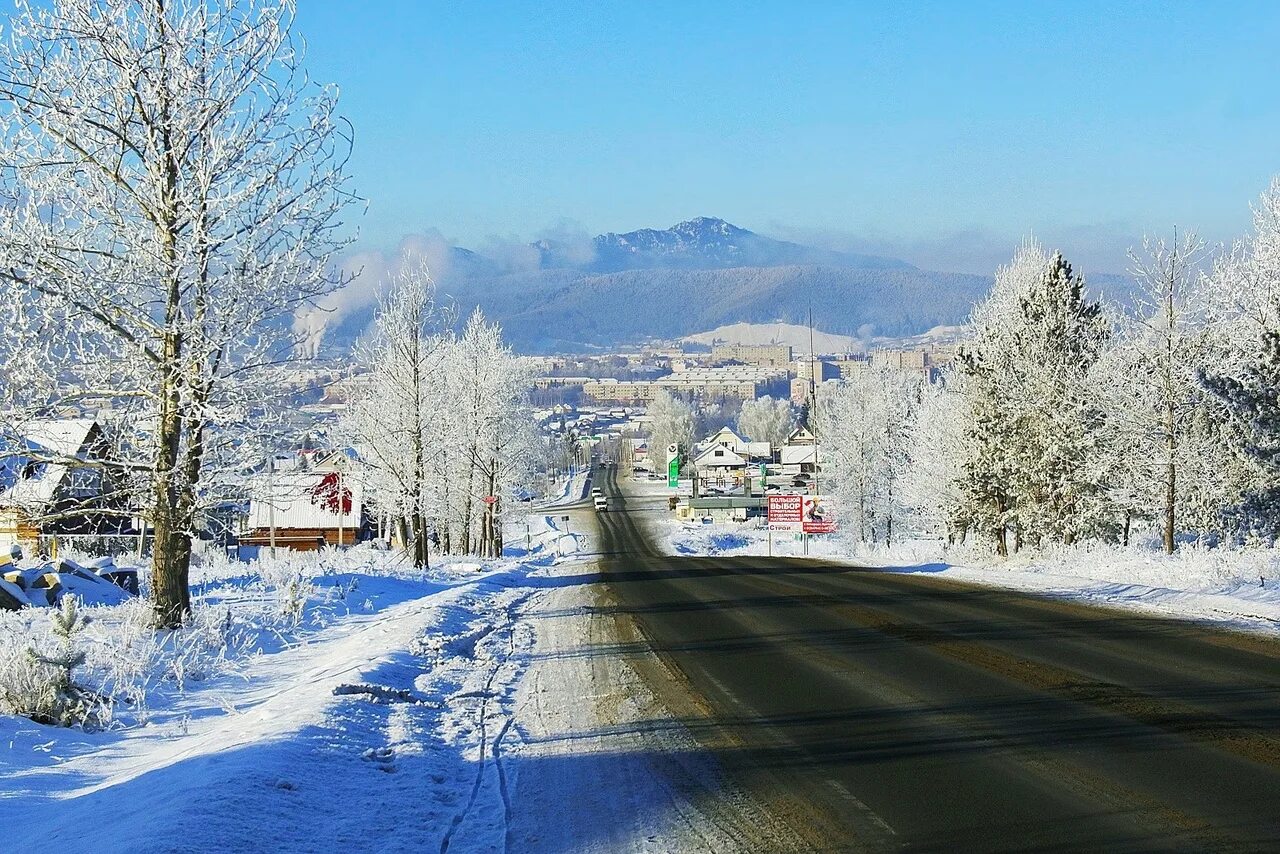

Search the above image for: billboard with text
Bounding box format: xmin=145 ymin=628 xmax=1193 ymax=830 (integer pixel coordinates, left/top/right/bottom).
xmin=767 ymin=495 xmax=803 ymax=532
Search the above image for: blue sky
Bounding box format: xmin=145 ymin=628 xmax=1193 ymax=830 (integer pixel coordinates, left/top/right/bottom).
xmin=296 ymin=1 xmax=1280 ymax=273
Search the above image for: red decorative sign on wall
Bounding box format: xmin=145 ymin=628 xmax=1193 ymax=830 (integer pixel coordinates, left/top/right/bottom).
xmin=309 ymin=472 xmax=353 ymax=515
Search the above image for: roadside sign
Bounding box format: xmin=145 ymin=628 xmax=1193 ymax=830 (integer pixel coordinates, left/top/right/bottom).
xmin=769 ymin=493 xmax=836 ymax=533
xmin=667 ymin=443 xmax=680 ymax=488
xmin=482 ymin=495 xmax=498 ymax=504
xmin=767 ymin=494 xmax=802 ymax=532
xmin=758 ymin=463 xmax=767 ymax=491
xmin=802 ymin=495 xmax=836 ymax=534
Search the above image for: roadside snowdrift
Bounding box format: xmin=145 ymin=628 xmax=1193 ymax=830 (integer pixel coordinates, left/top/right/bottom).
xmin=638 ymin=485 xmax=1280 ymax=636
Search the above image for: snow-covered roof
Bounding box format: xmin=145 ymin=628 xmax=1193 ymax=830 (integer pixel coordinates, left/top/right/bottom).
xmin=0 ymin=419 xmax=101 ymax=508
xmin=780 ymin=445 xmax=819 ymax=465
xmin=785 ymin=426 xmax=816 ymax=445
xmin=693 ymin=444 xmax=748 ymax=469
xmin=23 ymin=419 xmax=98 ymax=458
xmin=705 ymin=426 xmax=745 ymax=445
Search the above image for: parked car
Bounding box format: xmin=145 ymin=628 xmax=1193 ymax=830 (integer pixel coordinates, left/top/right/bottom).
xmin=591 ymin=487 xmax=603 ymax=498
xmin=791 ymin=474 xmax=811 ymax=487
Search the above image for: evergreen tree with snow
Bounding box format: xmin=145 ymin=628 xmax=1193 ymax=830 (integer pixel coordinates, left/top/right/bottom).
xmin=953 ymin=241 xmax=1046 ymax=555
xmin=1199 ymin=179 xmax=1280 ymax=540
xmin=1204 ymin=333 xmax=1280 ymax=539
xmin=1009 ymin=251 xmax=1112 ymax=546
xmin=954 ymin=243 xmax=1112 ymax=553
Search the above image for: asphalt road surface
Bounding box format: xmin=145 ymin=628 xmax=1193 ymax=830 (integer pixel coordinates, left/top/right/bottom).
xmin=591 ymin=466 xmax=1280 ymax=853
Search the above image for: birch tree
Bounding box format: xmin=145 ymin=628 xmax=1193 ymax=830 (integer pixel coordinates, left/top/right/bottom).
xmin=737 ymin=395 xmax=794 ymax=447
xmin=818 ymin=369 xmax=923 ymax=543
xmin=0 ymin=0 xmax=357 ymax=626
xmin=646 ymin=389 xmax=696 ymax=472
xmin=900 ymin=379 xmax=969 ymax=542
xmin=340 ymin=254 xmax=445 ymax=568
xmin=1098 ymin=232 xmax=1243 ymax=550
xmin=446 ymin=312 xmax=538 ymax=558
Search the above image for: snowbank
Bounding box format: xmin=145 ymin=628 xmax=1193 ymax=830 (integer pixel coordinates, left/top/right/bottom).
xmin=0 ymin=511 xmax=590 ymax=850
xmin=640 ymin=491 xmax=1280 ymax=636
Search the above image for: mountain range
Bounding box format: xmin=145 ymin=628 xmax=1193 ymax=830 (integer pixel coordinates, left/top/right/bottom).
xmin=321 ymin=217 xmax=1126 ymax=355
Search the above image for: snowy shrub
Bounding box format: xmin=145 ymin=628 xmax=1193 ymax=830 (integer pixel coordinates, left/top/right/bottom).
xmin=0 ymin=546 xmax=462 ymax=732
xmin=0 ymin=597 xmax=110 ymax=728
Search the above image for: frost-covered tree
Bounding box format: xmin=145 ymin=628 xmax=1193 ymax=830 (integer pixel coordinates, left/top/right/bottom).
xmin=900 ymin=379 xmax=969 ymax=541
xmin=1007 ymin=252 xmax=1112 ymax=546
xmin=1098 ymin=232 xmax=1244 ymax=550
xmin=0 ymin=0 xmax=356 ymax=626
xmin=344 ymin=299 xmax=537 ymax=562
xmin=818 ymin=370 xmax=924 ymax=543
xmin=953 ymin=241 xmax=1047 ymax=555
xmin=646 ymin=389 xmax=696 ymax=472
xmin=737 ymin=396 xmax=794 ymax=446
xmin=954 ymin=244 xmax=1111 ymax=553
xmin=445 ymin=311 xmax=539 ymax=558
xmin=340 ymin=254 xmax=446 ymax=568
xmin=1203 ymin=179 xmax=1280 ymax=540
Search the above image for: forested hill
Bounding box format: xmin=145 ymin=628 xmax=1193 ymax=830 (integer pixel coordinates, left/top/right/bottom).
xmin=322 ymin=218 xmax=1127 ymax=354
xmin=461 ymin=264 xmax=992 ymax=353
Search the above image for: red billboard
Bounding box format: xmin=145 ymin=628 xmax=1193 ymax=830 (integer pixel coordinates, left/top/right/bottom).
xmin=767 ymin=494 xmax=803 ymax=532
xmin=801 ymin=495 xmax=836 ymax=534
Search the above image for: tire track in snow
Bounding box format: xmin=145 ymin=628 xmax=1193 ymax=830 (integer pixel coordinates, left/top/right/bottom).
xmin=438 ymin=594 xmax=528 ymax=854
xmin=437 ymin=643 xmax=503 ymax=854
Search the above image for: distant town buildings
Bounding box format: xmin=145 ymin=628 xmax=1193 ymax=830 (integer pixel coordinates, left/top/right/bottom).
xmin=710 ymin=342 xmax=794 ymax=369
xmin=584 ymin=365 xmax=787 ymax=403
xmin=532 ymin=376 xmax=592 ymax=391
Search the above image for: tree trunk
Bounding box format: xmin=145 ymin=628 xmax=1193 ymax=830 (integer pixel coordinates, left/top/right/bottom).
xmin=150 ymin=339 xmax=192 ymax=627
xmin=411 ymin=513 xmax=429 ymax=569
xmin=493 ymin=497 xmax=503 ymax=556
xmin=150 ymin=499 xmax=192 ymax=628
xmin=994 ymin=497 xmax=1009 ymax=558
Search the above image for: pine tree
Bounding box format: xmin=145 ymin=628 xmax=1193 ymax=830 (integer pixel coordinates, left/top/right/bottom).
xmin=1009 ymin=252 xmax=1112 ymax=546
xmin=1204 ymin=330 xmax=1280 ymax=539
xmin=954 ymin=244 xmax=1111 ymax=554
xmin=953 ymin=241 xmax=1047 ymax=555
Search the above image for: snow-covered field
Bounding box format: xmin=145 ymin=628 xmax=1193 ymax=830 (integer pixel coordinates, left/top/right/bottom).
xmin=1 ymin=469 xmax=783 ymax=853
xmin=628 ymin=477 xmax=1280 ymax=637
xmin=0 ymin=515 xmax=574 ymax=852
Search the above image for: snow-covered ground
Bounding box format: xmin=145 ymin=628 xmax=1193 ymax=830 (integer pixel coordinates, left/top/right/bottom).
xmin=1 ymin=470 xmax=785 ymax=852
xmin=1 ymin=518 xmax=572 ymax=852
xmin=628 ymin=476 xmax=1280 ymax=637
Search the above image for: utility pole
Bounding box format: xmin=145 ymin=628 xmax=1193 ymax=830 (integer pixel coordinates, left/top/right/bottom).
xmin=267 ymin=454 xmax=277 ymax=560
xmin=807 ymin=304 xmax=818 ymax=556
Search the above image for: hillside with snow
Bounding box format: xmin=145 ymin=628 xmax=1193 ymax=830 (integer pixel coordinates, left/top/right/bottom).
xmin=317 ymin=217 xmax=999 ymax=354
